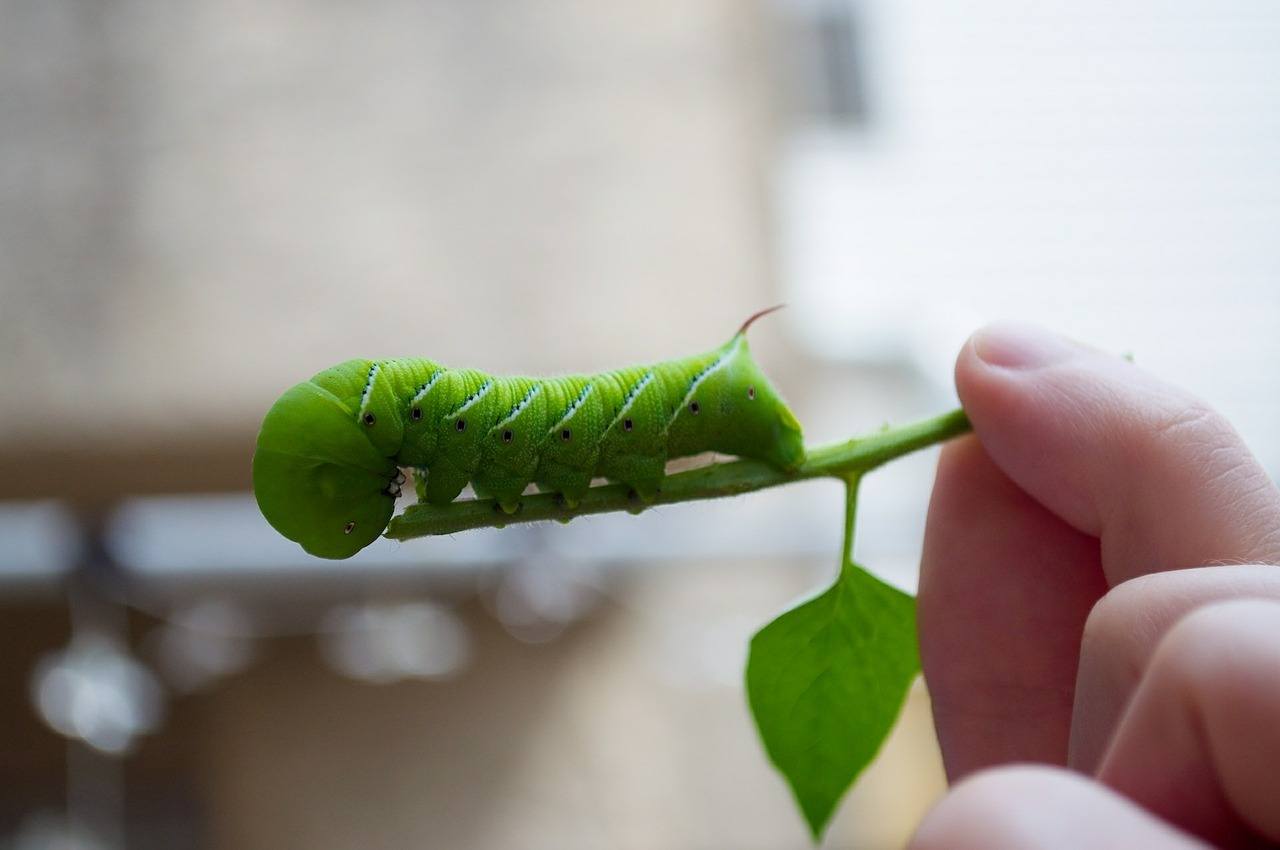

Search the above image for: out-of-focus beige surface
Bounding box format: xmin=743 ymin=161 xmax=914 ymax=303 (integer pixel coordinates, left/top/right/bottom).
xmin=199 ymin=563 xmax=943 ymax=850
xmin=0 ymin=2 xmax=951 ymax=849
xmin=1 ymin=0 xmax=778 ymax=451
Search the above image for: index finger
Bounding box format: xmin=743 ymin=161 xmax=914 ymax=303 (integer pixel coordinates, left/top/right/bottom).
xmin=959 ymin=324 xmax=1280 ymax=583
xmin=918 ymin=324 xmax=1280 ymax=780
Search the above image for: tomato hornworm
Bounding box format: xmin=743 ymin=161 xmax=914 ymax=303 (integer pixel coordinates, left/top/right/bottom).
xmin=253 ymin=308 xmax=804 ymax=559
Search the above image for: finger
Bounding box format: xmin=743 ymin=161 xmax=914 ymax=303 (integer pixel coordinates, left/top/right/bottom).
xmin=957 ymin=323 xmax=1280 ymax=584
xmin=919 ymin=436 xmax=1106 ymax=779
xmin=1070 ymin=565 xmax=1280 ymax=772
xmin=1097 ymin=599 xmax=1280 ymax=846
xmin=909 ymin=765 xmax=1211 ymax=850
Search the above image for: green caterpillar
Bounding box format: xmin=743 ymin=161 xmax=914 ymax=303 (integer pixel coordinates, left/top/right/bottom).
xmin=253 ymin=308 xmax=805 ymax=559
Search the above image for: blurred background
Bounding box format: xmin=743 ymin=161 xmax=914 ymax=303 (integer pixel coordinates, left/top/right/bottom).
xmin=2 ymin=1 xmax=1278 ymax=848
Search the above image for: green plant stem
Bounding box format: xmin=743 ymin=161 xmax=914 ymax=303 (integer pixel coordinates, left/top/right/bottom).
xmin=385 ymin=408 xmax=970 ymax=541
xmin=840 ymin=474 xmax=862 ymax=578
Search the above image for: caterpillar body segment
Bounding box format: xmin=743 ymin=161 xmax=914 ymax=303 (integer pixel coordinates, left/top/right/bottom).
xmin=253 ymin=318 xmax=805 ymax=559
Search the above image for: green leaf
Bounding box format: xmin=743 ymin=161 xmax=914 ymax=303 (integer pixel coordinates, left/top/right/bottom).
xmin=745 ymin=561 xmax=919 ymax=840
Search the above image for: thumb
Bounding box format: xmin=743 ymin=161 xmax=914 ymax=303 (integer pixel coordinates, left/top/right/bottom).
xmin=957 ymin=323 xmax=1280 ymax=584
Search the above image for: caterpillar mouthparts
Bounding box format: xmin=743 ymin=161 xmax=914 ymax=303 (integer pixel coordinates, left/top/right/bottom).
xmin=382 ymin=469 xmax=407 ymax=498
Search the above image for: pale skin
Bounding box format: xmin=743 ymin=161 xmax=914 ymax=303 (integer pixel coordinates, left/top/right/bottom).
xmin=909 ymin=324 xmax=1280 ymax=849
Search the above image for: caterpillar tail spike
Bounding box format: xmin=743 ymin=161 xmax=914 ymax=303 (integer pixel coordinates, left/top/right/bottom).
xmin=252 ymin=311 xmax=805 ymax=559
xmin=737 ymin=303 xmax=786 ymax=335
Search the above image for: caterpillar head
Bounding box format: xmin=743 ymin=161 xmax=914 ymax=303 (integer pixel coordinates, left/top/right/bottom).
xmin=252 ymin=361 xmax=401 ymax=559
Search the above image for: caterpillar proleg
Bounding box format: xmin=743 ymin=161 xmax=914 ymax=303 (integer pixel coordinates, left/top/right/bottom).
xmin=253 ymin=308 xmax=805 ymax=558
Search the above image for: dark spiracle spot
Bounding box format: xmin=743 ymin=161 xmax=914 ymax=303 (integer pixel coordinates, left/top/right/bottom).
xmin=362 ymin=412 xmax=376 ymax=426
xmin=456 ymin=419 xmax=466 ymax=432
xmin=561 ymin=428 xmax=572 ymax=441
xmin=689 ymin=401 xmax=700 ymax=415
xmin=411 ymin=407 xmax=422 ymax=421
xmin=623 ymin=418 xmax=633 ymax=431
xmin=747 ymin=386 xmax=756 ymax=400
xmin=502 ymin=429 xmax=513 ymax=443
xmin=343 ymin=521 xmax=356 ymax=534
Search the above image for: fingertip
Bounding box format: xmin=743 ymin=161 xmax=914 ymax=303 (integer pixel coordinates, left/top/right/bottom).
xmin=910 ymin=765 xmax=1206 ymax=850
xmin=968 ymin=322 xmax=1088 ymax=371
xmin=954 ymin=322 xmax=1099 ymax=429
xmin=912 ymin=765 xmax=1080 ymax=849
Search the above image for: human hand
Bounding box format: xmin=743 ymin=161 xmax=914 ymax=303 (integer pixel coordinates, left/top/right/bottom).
xmin=909 ymin=324 xmax=1280 ymax=849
